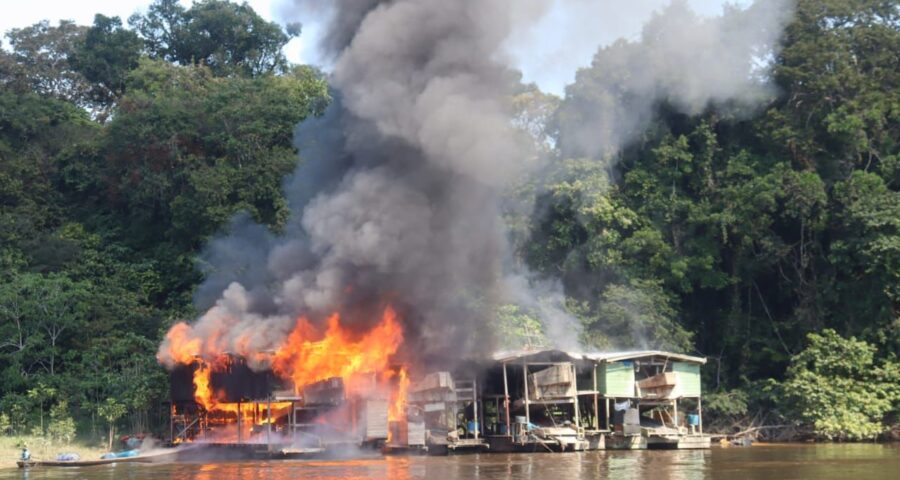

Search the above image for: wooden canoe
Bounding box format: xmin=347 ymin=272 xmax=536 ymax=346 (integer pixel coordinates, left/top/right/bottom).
xmin=17 ymin=448 xmax=181 ymax=468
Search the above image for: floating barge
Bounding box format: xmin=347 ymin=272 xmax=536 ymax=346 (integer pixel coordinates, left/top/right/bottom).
xmin=482 ymin=350 xmax=710 ymax=452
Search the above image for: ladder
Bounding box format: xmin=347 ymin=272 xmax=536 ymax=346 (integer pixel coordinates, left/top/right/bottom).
xmin=455 ymin=378 xmax=479 ymax=440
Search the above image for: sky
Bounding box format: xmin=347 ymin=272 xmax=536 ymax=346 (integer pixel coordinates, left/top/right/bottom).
xmin=0 ymin=0 xmax=743 ymax=96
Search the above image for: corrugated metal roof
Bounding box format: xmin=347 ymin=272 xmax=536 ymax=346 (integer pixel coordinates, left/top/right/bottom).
xmin=492 ymin=349 xmax=706 ymax=365
xmin=583 ymin=350 xmax=706 ymax=364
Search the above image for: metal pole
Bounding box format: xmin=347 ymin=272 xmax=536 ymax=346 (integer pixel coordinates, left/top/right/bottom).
xmin=592 ymin=364 xmax=599 ymax=430
xmin=502 ymin=363 xmax=511 ymax=437
xmin=473 ymin=376 xmax=479 ymax=441
xmin=169 ymin=403 xmax=175 ymax=444
xmin=523 ymin=361 xmax=530 ymax=427
xmin=237 ymin=401 xmax=242 ymax=444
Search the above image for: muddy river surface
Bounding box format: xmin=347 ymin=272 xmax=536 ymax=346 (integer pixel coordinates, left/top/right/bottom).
xmin=3 ymin=444 xmax=898 ymax=480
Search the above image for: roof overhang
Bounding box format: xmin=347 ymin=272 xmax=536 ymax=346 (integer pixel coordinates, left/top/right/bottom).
xmin=492 ymin=349 xmax=706 ymax=365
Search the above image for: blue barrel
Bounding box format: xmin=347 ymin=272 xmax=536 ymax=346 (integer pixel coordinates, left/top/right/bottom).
xmin=687 ymin=414 xmax=700 ymax=426
xmin=101 ymin=449 xmax=139 ymax=460
xmin=498 ymin=423 xmax=507 ymax=435
xmin=467 ymin=421 xmax=479 ymax=434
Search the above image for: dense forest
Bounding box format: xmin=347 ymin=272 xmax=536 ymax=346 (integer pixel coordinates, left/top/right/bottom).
xmin=0 ymin=0 xmax=897 ymax=446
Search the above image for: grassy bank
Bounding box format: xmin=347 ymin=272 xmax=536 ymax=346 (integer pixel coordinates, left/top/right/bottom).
xmin=0 ymin=436 xmax=107 ymax=469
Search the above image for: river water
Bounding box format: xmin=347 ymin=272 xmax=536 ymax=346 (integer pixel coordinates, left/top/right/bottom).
xmin=3 ymin=444 xmax=898 ymax=480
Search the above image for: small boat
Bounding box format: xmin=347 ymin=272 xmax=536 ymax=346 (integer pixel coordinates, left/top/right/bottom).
xmin=17 ymin=456 xmax=144 ymax=468
xmin=16 ymin=448 xmax=182 ymax=468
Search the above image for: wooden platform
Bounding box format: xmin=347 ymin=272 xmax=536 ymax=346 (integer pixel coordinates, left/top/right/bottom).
xmin=447 ymin=438 xmax=490 ymax=453
xmin=486 ymin=435 xmax=588 ymax=453
xmin=605 ymin=434 xmax=647 ymax=450
xmin=646 ymin=434 xmax=711 ymax=449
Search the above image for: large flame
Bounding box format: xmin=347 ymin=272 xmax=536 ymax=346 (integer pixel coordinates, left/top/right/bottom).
xmin=161 ymin=306 xmax=405 ymax=416
xmin=272 ymin=306 xmax=404 ymax=395
xmin=387 ymin=367 xmax=409 ymax=423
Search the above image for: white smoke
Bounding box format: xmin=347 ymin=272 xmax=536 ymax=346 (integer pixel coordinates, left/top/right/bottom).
xmin=558 ymin=0 xmax=795 ymax=159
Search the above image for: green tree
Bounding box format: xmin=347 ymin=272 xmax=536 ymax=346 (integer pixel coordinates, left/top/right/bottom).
xmin=2 ymin=20 xmax=91 ymax=105
xmin=130 ymin=0 xmax=296 ymax=76
xmin=71 ymin=14 xmax=144 ymax=114
xmin=830 ymin=171 xmax=900 ymax=350
xmin=0 ymin=273 xmax=90 ymax=381
xmin=28 ymin=274 xmax=91 ymax=376
xmin=0 ymin=89 xmax=97 ymax=273
xmin=48 ymin=399 xmax=76 ymax=444
xmin=780 ymin=329 xmax=899 ymax=440
xmin=26 ymin=381 xmax=56 ymax=435
xmin=762 ymin=0 xmax=898 ymax=179
xmin=0 ymin=412 xmax=11 ymax=435
xmin=97 ymin=398 xmax=126 ymax=451
xmin=591 ymin=281 xmax=693 ymax=352
xmin=127 ymin=0 xmax=185 ymax=61
xmin=90 ymin=59 xmax=327 ymax=305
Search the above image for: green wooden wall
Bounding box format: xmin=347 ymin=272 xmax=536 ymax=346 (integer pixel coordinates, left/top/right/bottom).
xmin=597 ymin=361 xmax=635 ymax=397
xmin=673 ymin=362 xmax=701 ymax=396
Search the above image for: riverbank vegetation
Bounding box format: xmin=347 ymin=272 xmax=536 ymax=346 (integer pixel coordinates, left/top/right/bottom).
xmin=0 ymin=0 xmax=897 ymax=446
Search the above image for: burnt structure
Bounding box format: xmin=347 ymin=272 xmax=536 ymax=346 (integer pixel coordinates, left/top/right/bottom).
xmin=169 ymin=358 xmax=279 ymax=404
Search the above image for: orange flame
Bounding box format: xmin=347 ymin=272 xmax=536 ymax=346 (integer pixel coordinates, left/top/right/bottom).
xmin=163 ymin=323 xmax=202 ymax=364
xmin=272 ymin=306 xmax=404 ymax=395
xmin=164 ymin=306 xmax=405 ymax=418
xmin=193 ymin=362 xmax=215 ymax=411
xmin=388 ymin=367 xmax=410 ymax=422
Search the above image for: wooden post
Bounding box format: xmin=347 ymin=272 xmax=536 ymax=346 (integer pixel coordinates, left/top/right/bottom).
xmin=266 ymin=397 xmax=272 ymax=451
xmin=673 ymin=399 xmax=678 ymax=429
xmin=495 ymin=397 xmax=500 ymax=434
xmin=572 ymin=364 xmax=581 ymax=432
xmin=698 ymin=396 xmax=703 ymax=435
xmin=237 ymin=401 xmax=242 ymax=444
xmin=351 ymin=398 xmax=358 ymax=439
xmin=502 ymin=362 xmax=511 ymax=437
xmin=523 ymin=361 xmax=530 ymax=428
xmin=605 ymin=398 xmax=610 ymax=430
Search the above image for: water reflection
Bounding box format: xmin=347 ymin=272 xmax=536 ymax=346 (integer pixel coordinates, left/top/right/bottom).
xmin=3 ymin=444 xmax=899 ymax=480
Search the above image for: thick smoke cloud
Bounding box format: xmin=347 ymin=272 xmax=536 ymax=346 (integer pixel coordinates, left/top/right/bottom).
xmin=159 ymin=0 xmax=796 ymax=368
xmin=161 ymin=0 xmax=560 ymax=368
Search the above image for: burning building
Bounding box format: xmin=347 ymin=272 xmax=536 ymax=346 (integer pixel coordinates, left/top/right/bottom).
xmin=163 ymin=307 xmax=411 ymax=452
